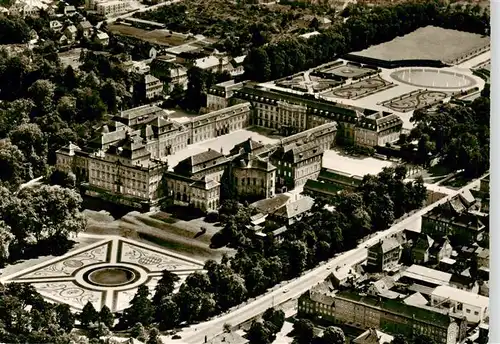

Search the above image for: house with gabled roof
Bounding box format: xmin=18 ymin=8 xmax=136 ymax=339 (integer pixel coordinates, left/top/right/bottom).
xmin=367 ymin=238 xmax=402 ymax=272
xmin=78 ymin=20 xmax=93 ymax=38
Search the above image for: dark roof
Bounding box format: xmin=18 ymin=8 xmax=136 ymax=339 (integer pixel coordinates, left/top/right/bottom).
xmin=229 ymin=138 xmax=265 ymax=156
xmin=120 ymin=105 xmax=164 ymax=122
xmin=174 ymin=149 xmax=227 ymax=176
xmin=79 ymin=21 xmax=93 ymax=29
xmin=234 ymin=85 xmax=361 ymax=121
xmin=335 ymin=291 xmax=456 ymax=328
xmin=235 ymin=153 xmax=276 ymax=172
xmin=304 ymin=179 xmax=344 ymax=196
xmin=272 ymin=196 xmax=314 ymax=219
xmin=272 ymin=141 xmax=324 ymax=164
xmin=357 ymin=112 xmax=403 ymax=132
xmin=318 ymin=168 xmax=363 ymax=185
xmin=250 ymin=194 xmax=290 ymax=214
xmin=369 ymin=238 xmax=400 ymax=254
xmin=192 ymin=149 xmax=224 ymax=166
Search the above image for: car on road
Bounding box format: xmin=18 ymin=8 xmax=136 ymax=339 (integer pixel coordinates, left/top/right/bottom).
xmin=326 ymin=266 xmax=331 ymax=270
xmin=283 ymin=288 xmax=289 ymax=293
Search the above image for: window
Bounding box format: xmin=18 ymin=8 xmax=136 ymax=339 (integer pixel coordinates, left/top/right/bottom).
xmin=466 ymin=309 xmax=471 ymax=314
xmin=474 ymin=311 xmax=479 ymax=316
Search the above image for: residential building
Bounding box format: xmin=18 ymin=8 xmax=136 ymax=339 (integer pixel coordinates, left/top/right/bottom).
xmin=431 ymin=285 xmax=489 ymax=323
xmin=411 ymin=234 xmax=434 ymax=264
xmin=298 ymin=288 xmax=468 ymax=344
xmin=95 ymin=0 xmax=129 ymax=16
xmin=268 ymin=195 xmax=314 ymax=226
xmin=422 ymin=192 xmax=486 ymax=245
xmin=10 ymin=0 xmax=46 ymax=17
xmin=144 ymin=74 xmax=163 ymax=100
xmin=229 ymin=55 xmax=246 ymax=77
xmin=94 ymin=31 xmax=109 ymax=46
xmin=231 ymin=153 xmax=276 ymax=200
xmin=78 ymin=21 xmax=93 ymax=38
xmin=64 ymin=5 xmax=76 ymax=15
xmin=168 ymin=66 xmax=188 ymax=91
xmin=187 ymin=103 xmax=251 ymax=145
xmin=50 ymin=20 xmax=63 ymax=31
xmin=428 ymin=237 xmax=454 ymax=263
xmin=355 ymin=112 xmax=403 ymax=147
xmin=367 ymin=238 xmax=402 ymax=272
xmin=332 ymin=291 xmax=467 ymax=344
xmin=194 ymin=55 xmax=230 ymax=73
xmin=476 ymin=248 xmax=489 ymax=268
xmin=64 ymin=25 xmax=77 ymax=42
xmin=271 ymin=141 xmax=324 ymax=192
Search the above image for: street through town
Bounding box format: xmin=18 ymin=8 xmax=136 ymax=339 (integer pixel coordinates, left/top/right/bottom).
xmin=166 ymin=177 xmax=483 ymax=344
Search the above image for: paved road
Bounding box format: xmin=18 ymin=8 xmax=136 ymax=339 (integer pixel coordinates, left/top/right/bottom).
xmin=163 ymin=178 xmax=482 ymax=344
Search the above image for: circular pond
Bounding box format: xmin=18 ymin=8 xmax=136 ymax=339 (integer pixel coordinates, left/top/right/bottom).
xmin=86 ymin=267 xmax=137 ymax=287
xmin=390 ymin=68 xmax=477 ymax=90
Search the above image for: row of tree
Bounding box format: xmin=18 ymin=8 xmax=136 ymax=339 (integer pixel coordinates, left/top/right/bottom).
xmin=243 ymin=1 xmax=490 ymax=81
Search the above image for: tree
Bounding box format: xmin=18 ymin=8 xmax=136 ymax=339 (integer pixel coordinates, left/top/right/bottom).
xmin=100 ymin=81 xmax=118 ymax=114
xmin=55 ymin=303 xmax=75 ymax=333
xmin=9 ymin=123 xmax=48 ymax=178
xmin=79 ymin=301 xmax=99 ymax=327
xmin=321 ymin=326 xmax=345 ymax=344
xmin=391 ymin=334 xmax=409 ymax=344
xmin=247 ymin=321 xmax=272 ymax=344
xmin=49 ymin=169 xmax=76 ymax=189
xmin=147 ymin=327 xmax=162 ymax=344
xmin=166 ymin=83 xmax=185 ymax=108
xmin=244 ymin=47 xmax=271 ymax=82
xmin=27 ymin=79 xmax=55 ymax=115
xmin=152 ymin=269 xmax=180 ymax=304
xmin=63 ymin=65 xmax=78 ymax=91
xmin=185 ymin=67 xmax=208 ymax=112
xmin=262 ymin=308 xmax=285 ymax=334
xmin=122 ymin=285 xmax=154 ymax=327
xmin=0 ymin=221 xmax=14 ymax=266
xmin=0 ymin=98 xmax=32 ymax=138
xmin=99 ymin=305 xmax=114 ymax=328
xmin=156 ymin=296 xmax=179 ymax=330
xmin=292 ymin=319 xmax=314 ymax=344
xmin=0 ymin=140 xmax=26 ymax=190
xmin=130 ymin=323 xmax=148 ymax=342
